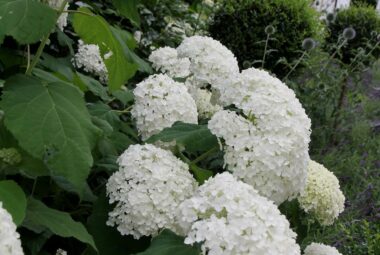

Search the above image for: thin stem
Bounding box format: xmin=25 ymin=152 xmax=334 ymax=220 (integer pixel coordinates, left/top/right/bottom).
xmin=321 ymin=38 xmax=347 ymax=72
xmin=193 ymin=4 xmax=204 ymax=36
xmin=111 ymin=105 xmax=133 ymax=113
xmin=25 ymin=0 xmax=68 ymax=75
xmin=31 ymin=178 xmax=38 ymax=197
xmin=25 ymin=45 xmax=31 ymax=73
xmin=191 ymin=146 xmax=218 ymax=164
xmin=60 ymin=10 xmax=94 ymax=16
xmin=262 ymin=33 xmax=270 ymax=69
xmin=284 ymin=51 xmax=306 ymax=80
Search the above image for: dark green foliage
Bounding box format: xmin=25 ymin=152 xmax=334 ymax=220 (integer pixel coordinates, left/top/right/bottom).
xmin=208 ymin=0 xmax=324 ymax=77
xmin=351 ymin=0 xmax=378 ymax=7
xmin=326 ymin=6 xmax=380 ymax=65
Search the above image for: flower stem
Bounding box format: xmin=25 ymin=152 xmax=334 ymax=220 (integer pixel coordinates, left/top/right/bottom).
xmin=284 ymin=51 xmax=306 ymax=80
xmin=25 ymin=0 xmax=68 ymax=75
xmin=321 ymin=38 xmax=347 ymax=72
xmin=262 ymin=33 xmax=270 ymax=69
xmin=191 ymin=146 xmax=218 ymax=164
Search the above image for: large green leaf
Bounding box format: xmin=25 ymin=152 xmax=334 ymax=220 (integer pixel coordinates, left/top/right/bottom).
xmin=110 ymin=0 xmax=141 ymax=27
xmin=24 ymin=198 xmax=97 ymax=251
xmin=85 ymin=191 xmax=149 ymax=255
xmin=0 ymin=0 xmax=57 ymax=44
xmin=0 ymin=180 xmax=27 ymax=225
xmin=146 ymin=122 xmax=219 ymax=153
xmin=1 ymin=74 xmax=100 ymax=194
xmin=137 ymin=230 xmax=201 ymax=255
xmin=73 ymin=8 xmax=138 ymax=91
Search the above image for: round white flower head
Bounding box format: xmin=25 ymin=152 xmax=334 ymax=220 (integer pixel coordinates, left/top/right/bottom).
xmin=106 ymin=144 xmax=198 ymax=239
xmin=298 ymin=160 xmax=345 ymax=226
xmin=193 ymin=88 xmax=222 ymax=119
xmin=0 ymin=202 xmax=24 ymax=255
xmin=131 ymin=74 xmax=198 ymax=140
xmin=209 ymin=68 xmax=311 ymax=204
xmin=209 ymin=107 xmax=310 ymax=204
xmin=177 ymin=172 xmax=301 ymax=255
xmin=73 ymin=40 xmax=108 ymax=83
xmin=149 ymin=47 xmax=191 ymax=78
xmin=46 ymin=0 xmax=69 ymax=31
xmin=304 ymin=243 xmax=342 ymax=255
xmin=176 ymin=36 xmax=239 ymax=90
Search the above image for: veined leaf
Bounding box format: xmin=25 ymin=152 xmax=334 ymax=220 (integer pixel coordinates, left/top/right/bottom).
xmin=24 ymin=198 xmax=97 ymax=251
xmin=136 ymin=229 xmax=201 ymax=255
xmin=146 ymin=122 xmax=219 ymax=153
xmin=110 ymin=0 xmax=141 ymax=27
xmin=0 ymin=180 xmax=27 ymax=225
xmin=73 ymin=8 xmax=138 ymax=91
xmin=1 ymin=74 xmax=100 ymax=195
xmin=0 ymin=0 xmax=57 ymax=44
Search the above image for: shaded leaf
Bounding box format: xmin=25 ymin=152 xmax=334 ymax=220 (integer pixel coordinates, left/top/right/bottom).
xmin=136 ymin=229 xmax=201 ymax=255
xmin=1 ymin=74 xmax=100 ymax=195
xmin=111 ymin=0 xmax=141 ymax=27
xmin=24 ymin=198 xmax=97 ymax=251
xmin=0 ymin=0 xmax=57 ymax=44
xmin=85 ymin=191 xmax=150 ymax=255
xmin=0 ymin=180 xmax=27 ymax=225
xmin=146 ymin=122 xmax=218 ymax=153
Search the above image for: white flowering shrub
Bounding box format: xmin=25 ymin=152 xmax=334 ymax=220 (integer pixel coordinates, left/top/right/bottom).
xmin=106 ymin=144 xmax=198 ymax=239
xmin=0 ymin=0 xmax=351 ymax=253
xmin=298 ymin=160 xmax=345 ymax=226
xmin=177 ymin=173 xmax=301 ymax=255
xmin=0 ymin=202 xmax=24 ymax=255
xmin=304 ymin=242 xmax=343 ymax=255
xmin=131 ymin=74 xmax=198 ymax=140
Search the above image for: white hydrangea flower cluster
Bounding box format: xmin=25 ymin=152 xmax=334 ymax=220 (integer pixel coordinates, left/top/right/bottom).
xmin=304 ymin=243 xmax=343 ymax=255
xmin=0 ymin=202 xmax=24 ymax=255
xmin=193 ymin=89 xmax=222 ymax=119
xmin=73 ymin=40 xmax=109 ymax=83
xmin=298 ymin=160 xmax=345 ymax=226
xmin=131 ymin=74 xmax=198 ymax=140
xmin=46 ymin=0 xmax=69 ymax=31
xmin=177 ymin=173 xmax=301 ymax=255
xmin=148 ymin=36 xmax=239 ymax=118
xmin=106 ymin=144 xmax=198 ymax=239
xmin=209 ymin=76 xmax=311 ymax=204
xmin=176 ymin=36 xmax=239 ymax=89
xmin=148 ymin=47 xmax=190 ymax=78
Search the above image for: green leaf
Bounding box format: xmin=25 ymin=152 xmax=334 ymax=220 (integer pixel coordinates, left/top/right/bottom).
xmin=111 ymin=0 xmax=141 ymax=27
xmin=189 ymin=164 xmax=213 ymax=185
xmin=146 ymin=122 xmax=219 ymax=153
xmin=1 ymin=74 xmax=100 ymax=194
xmin=0 ymin=0 xmax=57 ymax=44
xmin=0 ymin=180 xmax=27 ymax=225
xmin=137 ymin=229 xmax=201 ymax=255
xmin=110 ymin=26 xmax=152 ymax=74
xmin=24 ymin=198 xmax=97 ymax=251
xmin=0 ymin=121 xmax=49 ymax=178
xmin=73 ymin=8 xmax=138 ymax=91
xmin=86 ymin=191 xmax=150 ymax=255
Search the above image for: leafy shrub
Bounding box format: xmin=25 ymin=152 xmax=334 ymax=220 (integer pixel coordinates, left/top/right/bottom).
xmin=208 ymin=0 xmax=324 ymax=77
xmin=326 ymin=5 xmax=380 ymax=65
xmin=351 ymin=0 xmax=378 ymax=7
